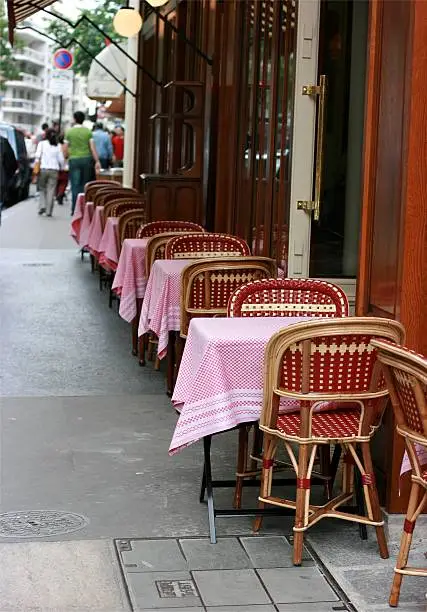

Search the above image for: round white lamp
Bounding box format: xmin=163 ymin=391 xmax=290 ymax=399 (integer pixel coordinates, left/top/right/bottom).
xmin=113 ymin=8 xmax=143 ymax=37
xmin=147 ymin=0 xmax=169 ymax=6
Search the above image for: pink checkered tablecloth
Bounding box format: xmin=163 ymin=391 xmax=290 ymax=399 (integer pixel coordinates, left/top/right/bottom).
xmin=170 ymin=316 xmax=306 ymax=454
xmin=98 ymin=217 xmax=120 ymax=271
xmin=112 ymin=238 xmax=149 ymax=322
xmin=138 ymin=259 xmax=190 ymax=358
xmin=87 ymin=206 xmax=104 ymax=257
xmin=401 ymin=446 xmax=427 ymax=476
xmin=78 ymin=201 xmax=94 ymax=249
xmin=70 ymin=193 xmax=85 ymax=244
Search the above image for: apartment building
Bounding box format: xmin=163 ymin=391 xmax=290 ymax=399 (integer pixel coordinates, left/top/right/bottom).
xmin=0 ymin=26 xmax=87 ymax=135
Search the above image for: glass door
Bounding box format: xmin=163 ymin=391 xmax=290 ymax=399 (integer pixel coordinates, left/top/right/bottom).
xmin=287 ymin=0 xmax=369 ymax=305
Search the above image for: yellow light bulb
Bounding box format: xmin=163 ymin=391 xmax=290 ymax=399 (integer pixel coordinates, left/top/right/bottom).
xmin=113 ymin=8 xmax=143 ymax=38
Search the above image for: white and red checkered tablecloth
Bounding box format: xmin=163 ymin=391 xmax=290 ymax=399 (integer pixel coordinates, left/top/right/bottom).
xmin=87 ymin=206 xmax=104 ymax=257
xmin=98 ymin=217 xmax=120 ymax=271
xmin=70 ymin=193 xmax=85 ymax=244
xmin=170 ymin=316 xmax=305 ymax=454
xmin=138 ymin=259 xmax=190 ymax=358
xmin=401 ymin=446 xmax=427 ymax=476
xmin=79 ymin=201 xmax=94 ymax=249
xmin=112 ymin=238 xmax=149 ymax=322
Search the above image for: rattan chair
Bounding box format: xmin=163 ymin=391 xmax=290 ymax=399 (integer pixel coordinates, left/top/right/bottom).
xmin=104 ymin=197 xmax=145 ymax=221
xmin=372 ymin=341 xmax=427 ymax=608
xmin=136 ymin=220 xmax=205 ymax=238
xmin=227 ymin=278 xmax=350 ymax=508
xmin=84 ymin=180 xmax=121 ymax=202
xmin=180 ymin=257 xmax=277 ymax=338
xmin=254 ymin=317 xmax=404 ymax=566
xmin=165 ymin=233 xmax=251 ymax=260
xmin=95 ymin=188 xmax=139 ymax=207
xmin=119 ymin=210 xmax=147 ymax=247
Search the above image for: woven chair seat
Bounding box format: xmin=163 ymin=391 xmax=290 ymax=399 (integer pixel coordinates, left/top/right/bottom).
xmin=276 ymin=408 xmax=361 ymax=439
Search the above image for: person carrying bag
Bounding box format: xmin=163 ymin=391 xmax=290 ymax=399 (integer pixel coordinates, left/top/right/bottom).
xmin=34 ymin=128 xmax=64 ymax=217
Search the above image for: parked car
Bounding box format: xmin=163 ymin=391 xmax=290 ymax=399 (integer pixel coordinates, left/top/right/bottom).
xmin=0 ymin=123 xmax=32 ymax=204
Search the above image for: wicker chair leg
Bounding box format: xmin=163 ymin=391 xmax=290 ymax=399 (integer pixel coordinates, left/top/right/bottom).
xmin=234 ymin=425 xmax=250 ymax=509
xmin=360 ymin=442 xmax=389 ymax=559
xmin=253 ymin=433 xmax=276 ymax=533
xmin=251 ymin=425 xmax=263 ymax=473
xmin=389 ymin=482 xmax=424 ymax=607
xmin=293 ymin=443 xmax=311 ymax=566
xmin=154 ymin=355 xmax=160 ymax=371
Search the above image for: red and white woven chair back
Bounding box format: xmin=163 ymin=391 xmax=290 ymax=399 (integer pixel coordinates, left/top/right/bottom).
xmin=373 ymin=341 xmax=427 ymax=438
xmin=85 ymin=180 xmax=121 ymax=202
xmin=260 ymin=318 xmax=405 ymax=437
xmin=96 ymin=188 xmax=139 ymax=207
xmin=165 ymin=233 xmax=251 ymax=260
xmin=145 ymin=232 xmax=184 ymax=277
xmin=227 ymin=278 xmax=349 ymax=318
xmin=119 ymin=210 xmax=147 ymax=246
xmin=137 ymin=221 xmax=205 ymax=238
xmin=110 ymin=201 xmax=145 ymax=218
xmin=180 ymin=257 xmax=277 ymax=336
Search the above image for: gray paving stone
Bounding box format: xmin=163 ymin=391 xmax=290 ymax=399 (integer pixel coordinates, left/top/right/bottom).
xmin=277 ymin=604 xmax=348 ymax=611
xmin=179 ymin=537 xmax=251 ymax=570
xmin=127 ymin=571 xmax=202 ymax=609
xmin=122 ymin=540 xmax=188 ymax=572
xmin=139 ymin=609 xmax=204 ymax=612
xmin=193 ymin=569 xmax=270 ymax=607
xmin=205 ymin=607 xmax=276 ymax=612
xmin=258 ymin=567 xmax=339 ymax=604
xmin=240 ymin=535 xmax=314 ymax=568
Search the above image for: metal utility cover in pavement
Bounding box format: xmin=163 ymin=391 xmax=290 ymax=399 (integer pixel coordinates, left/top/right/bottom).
xmin=0 ymin=511 xmax=88 ymax=538
xmin=156 ymin=580 xmax=198 ymax=598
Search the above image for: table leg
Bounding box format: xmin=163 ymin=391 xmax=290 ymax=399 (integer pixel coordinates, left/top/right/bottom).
xmin=166 ymin=332 xmax=177 ymax=397
xmin=203 ymin=435 xmax=217 ymax=544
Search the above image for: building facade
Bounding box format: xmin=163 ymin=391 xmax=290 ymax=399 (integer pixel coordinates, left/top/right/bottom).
xmin=0 ymin=26 xmax=88 ymax=134
xmin=130 ymin=0 xmax=427 ymax=513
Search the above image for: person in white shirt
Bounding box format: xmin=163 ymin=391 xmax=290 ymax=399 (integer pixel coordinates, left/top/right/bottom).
xmin=34 ymin=128 xmax=65 ymax=217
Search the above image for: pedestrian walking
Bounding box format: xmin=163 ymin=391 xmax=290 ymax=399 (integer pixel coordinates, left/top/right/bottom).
xmin=112 ymin=126 xmax=124 ymax=167
xmin=0 ymin=135 xmax=18 ymax=226
xmin=92 ymin=123 xmax=113 ymax=170
xmin=34 ymin=128 xmax=64 ymax=217
xmin=63 ymin=111 xmax=101 ymax=215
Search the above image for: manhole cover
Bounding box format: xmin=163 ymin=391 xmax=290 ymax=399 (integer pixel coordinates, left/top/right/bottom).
xmin=156 ymin=580 xmax=197 ymax=598
xmin=0 ymin=511 xmax=88 ymax=538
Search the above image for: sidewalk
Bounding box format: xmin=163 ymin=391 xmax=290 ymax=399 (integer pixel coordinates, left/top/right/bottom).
xmin=0 ymin=197 xmax=425 ymax=611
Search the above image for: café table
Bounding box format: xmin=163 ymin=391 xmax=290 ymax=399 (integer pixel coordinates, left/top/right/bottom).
xmin=112 ymin=238 xmax=149 ymax=323
xmin=170 ymin=316 xmax=315 ymax=542
xmin=70 ymin=193 xmax=85 ymax=244
xmin=98 ymin=217 xmax=120 ymax=271
xmin=87 ymin=205 xmax=104 ymax=257
xmin=401 ymin=446 xmax=427 ymax=475
xmin=78 ymin=201 xmax=95 ymax=249
xmin=138 ymin=259 xmax=191 ymax=359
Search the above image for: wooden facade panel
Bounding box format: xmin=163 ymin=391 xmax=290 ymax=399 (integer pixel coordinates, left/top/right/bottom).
xmin=368 ymin=0 xmax=410 ymax=316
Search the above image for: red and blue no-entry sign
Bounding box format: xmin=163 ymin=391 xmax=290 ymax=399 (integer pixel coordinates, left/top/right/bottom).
xmin=53 ymin=48 xmax=74 ymax=70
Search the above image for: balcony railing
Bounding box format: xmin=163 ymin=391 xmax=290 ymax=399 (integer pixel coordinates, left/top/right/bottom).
xmin=14 ymin=48 xmax=45 ymax=63
xmin=9 ymin=73 xmax=45 ymax=88
xmin=2 ymin=98 xmax=36 ymax=110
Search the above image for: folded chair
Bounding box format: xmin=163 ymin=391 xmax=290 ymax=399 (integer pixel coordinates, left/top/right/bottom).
xmin=372 ymin=341 xmax=427 ymax=608
xmin=136 ymin=220 xmax=205 ymax=238
xmin=227 ymin=278 xmax=350 ymax=508
xmin=165 ymin=233 xmax=251 ymax=260
xmin=254 ymin=317 xmax=404 ymax=566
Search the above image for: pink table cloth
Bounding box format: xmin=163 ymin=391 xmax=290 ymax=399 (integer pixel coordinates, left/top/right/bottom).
xmin=112 ymin=238 xmax=149 ymax=322
xmin=170 ymin=316 xmax=305 ymax=454
xmin=87 ymin=206 xmax=104 ymax=257
xmin=78 ymin=201 xmax=94 ymax=249
xmin=401 ymin=446 xmax=427 ymax=476
xmin=98 ymin=217 xmax=120 ymax=271
xmin=70 ymin=193 xmax=85 ymax=244
xmin=138 ymin=259 xmax=190 ymax=358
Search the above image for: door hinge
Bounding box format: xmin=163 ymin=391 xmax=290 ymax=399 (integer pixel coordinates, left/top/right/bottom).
xmin=297 ymin=200 xmax=316 ymax=212
xmin=302 ymin=84 xmax=321 ymax=96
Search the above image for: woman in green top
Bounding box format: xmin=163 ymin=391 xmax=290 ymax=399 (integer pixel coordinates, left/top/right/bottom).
xmin=63 ymin=111 xmax=101 ymax=214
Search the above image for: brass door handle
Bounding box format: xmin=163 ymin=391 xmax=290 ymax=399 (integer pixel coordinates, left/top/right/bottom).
xmin=297 ymin=74 xmax=328 ymax=221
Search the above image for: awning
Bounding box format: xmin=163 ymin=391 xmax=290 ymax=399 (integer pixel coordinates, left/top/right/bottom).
xmin=7 ymin=0 xmax=58 ymax=43
xmin=87 ymin=44 xmax=128 ymax=101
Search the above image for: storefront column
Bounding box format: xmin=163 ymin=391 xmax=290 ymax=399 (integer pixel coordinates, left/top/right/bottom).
xmin=122 ymin=0 xmax=140 ymax=187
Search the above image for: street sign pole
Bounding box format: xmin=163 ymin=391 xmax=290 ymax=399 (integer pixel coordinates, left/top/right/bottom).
xmin=58 ymin=95 xmax=63 ymax=133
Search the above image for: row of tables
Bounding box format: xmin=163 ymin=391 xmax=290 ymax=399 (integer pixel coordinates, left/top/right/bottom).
xmin=70 ymin=192 xmax=425 ymax=540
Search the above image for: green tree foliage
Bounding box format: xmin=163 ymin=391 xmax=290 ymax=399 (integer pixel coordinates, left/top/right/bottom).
xmin=48 ymin=0 xmax=123 ymax=76
xmin=0 ymin=2 xmax=24 ymax=91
